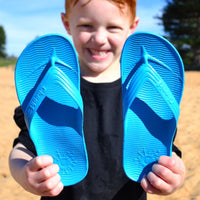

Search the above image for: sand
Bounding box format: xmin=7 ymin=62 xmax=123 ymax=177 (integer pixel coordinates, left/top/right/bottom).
xmin=0 ymin=66 xmax=199 ymax=200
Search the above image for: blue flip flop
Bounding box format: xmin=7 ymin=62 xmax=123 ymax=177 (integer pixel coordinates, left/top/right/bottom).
xmin=15 ymin=34 xmax=88 ymax=186
xmin=121 ymin=32 xmax=184 ymax=182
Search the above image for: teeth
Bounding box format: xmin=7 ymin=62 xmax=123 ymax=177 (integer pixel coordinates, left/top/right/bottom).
xmin=90 ymin=49 xmax=107 ymax=56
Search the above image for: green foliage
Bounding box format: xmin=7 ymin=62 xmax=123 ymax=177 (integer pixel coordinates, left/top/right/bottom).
xmin=157 ymin=0 xmax=200 ymax=70
xmin=0 ymin=57 xmax=17 ymax=67
xmin=0 ymin=25 xmax=7 ymax=58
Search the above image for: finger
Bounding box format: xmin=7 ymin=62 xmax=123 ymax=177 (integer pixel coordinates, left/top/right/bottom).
xmin=152 ymin=163 xmax=174 ymax=184
xmin=142 ymin=172 xmax=173 ymax=195
xmin=158 ymin=154 xmax=185 ymax=175
xmin=36 ymin=164 xmax=60 ymax=183
xmin=141 ymin=176 xmax=163 ymax=194
xmin=43 ymin=182 xmax=64 ymax=197
xmin=28 ymin=155 xmax=53 ymax=172
xmin=172 ymin=152 xmax=186 ymax=175
xmin=39 ymin=174 xmax=64 ymax=196
xmin=24 ymin=163 xmax=60 ymax=195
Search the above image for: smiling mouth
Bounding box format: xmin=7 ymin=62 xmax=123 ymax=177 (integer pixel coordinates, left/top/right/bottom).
xmin=89 ymin=49 xmax=109 ymax=59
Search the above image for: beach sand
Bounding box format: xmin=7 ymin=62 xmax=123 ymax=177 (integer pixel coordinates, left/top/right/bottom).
xmin=0 ymin=66 xmax=199 ymax=200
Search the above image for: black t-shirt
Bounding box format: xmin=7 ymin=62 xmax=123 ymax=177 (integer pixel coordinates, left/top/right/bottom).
xmin=13 ymin=78 xmax=180 ymax=200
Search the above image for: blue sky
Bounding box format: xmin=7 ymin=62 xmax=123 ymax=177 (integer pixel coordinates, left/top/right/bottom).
xmin=0 ymin=0 xmax=167 ymax=57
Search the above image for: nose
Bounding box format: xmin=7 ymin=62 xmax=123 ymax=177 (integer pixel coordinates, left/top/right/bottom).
xmin=91 ymin=28 xmax=107 ymax=45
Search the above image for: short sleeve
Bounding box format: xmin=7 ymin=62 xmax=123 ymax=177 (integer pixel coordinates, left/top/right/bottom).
xmin=172 ymin=129 xmax=182 ymax=158
xmin=172 ymin=144 xmax=182 ymax=158
xmin=13 ymin=106 xmax=37 ymax=156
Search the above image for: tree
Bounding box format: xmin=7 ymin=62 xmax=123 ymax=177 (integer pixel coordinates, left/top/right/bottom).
xmin=157 ymin=0 xmax=200 ymax=70
xmin=0 ymin=25 xmax=6 ymax=58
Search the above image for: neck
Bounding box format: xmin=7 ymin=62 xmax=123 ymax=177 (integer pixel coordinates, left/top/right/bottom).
xmin=81 ymin=68 xmax=120 ymax=83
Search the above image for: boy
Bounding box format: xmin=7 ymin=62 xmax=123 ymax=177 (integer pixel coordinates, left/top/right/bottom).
xmin=9 ymin=0 xmax=185 ymax=199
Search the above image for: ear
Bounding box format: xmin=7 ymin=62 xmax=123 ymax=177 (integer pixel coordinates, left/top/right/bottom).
xmin=129 ymin=17 xmax=140 ymax=36
xmin=61 ymin=13 xmax=71 ymax=35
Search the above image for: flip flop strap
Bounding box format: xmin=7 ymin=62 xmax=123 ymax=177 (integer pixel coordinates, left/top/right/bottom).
xmin=122 ymin=46 xmax=183 ymax=89
xmin=123 ymin=63 xmax=180 ymax=122
xmin=24 ymin=66 xmax=83 ymax=129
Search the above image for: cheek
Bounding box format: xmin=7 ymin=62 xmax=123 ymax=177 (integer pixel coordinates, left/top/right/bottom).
xmin=109 ymin=35 xmax=128 ymax=52
xmin=72 ymin=32 xmax=91 ymax=53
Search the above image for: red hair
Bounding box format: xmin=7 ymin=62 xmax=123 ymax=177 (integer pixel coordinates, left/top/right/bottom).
xmin=64 ymin=0 xmax=137 ymax=22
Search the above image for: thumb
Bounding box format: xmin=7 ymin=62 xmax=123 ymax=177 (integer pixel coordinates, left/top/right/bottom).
xmin=27 ymin=155 xmax=54 ymax=172
xmin=171 ymin=152 xmax=185 ymax=175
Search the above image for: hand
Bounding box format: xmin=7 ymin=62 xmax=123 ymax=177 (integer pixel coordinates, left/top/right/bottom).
xmin=141 ymin=152 xmax=185 ymax=195
xmin=21 ymin=155 xmax=64 ymax=196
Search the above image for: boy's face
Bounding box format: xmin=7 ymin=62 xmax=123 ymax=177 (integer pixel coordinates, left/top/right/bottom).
xmin=62 ymin=0 xmax=139 ymax=81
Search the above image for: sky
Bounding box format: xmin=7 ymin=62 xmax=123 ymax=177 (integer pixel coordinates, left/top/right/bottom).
xmin=0 ymin=0 xmax=167 ymax=57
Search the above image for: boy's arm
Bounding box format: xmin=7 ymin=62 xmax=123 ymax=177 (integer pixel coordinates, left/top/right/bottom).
xmin=9 ymin=143 xmax=64 ymax=197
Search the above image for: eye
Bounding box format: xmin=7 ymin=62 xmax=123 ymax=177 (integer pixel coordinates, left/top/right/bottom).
xmin=82 ymin=24 xmax=92 ymax=28
xmin=108 ymin=26 xmax=118 ymax=29
xmin=77 ymin=24 xmax=93 ymax=32
xmin=78 ymin=24 xmax=92 ymax=29
xmin=108 ymin=25 xmax=122 ymax=32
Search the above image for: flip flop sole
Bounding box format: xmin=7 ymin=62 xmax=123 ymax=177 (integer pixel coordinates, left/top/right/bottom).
xmin=121 ymin=32 xmax=184 ymax=182
xmin=15 ymin=34 xmax=88 ymax=186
